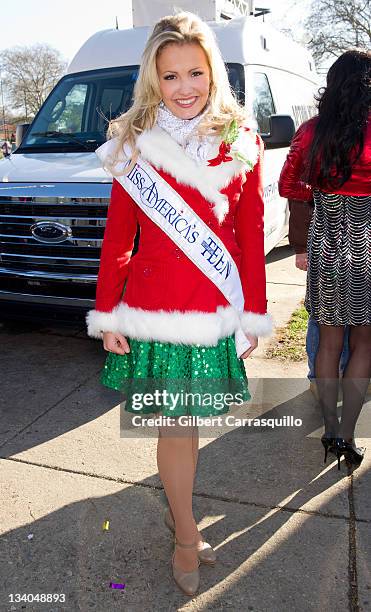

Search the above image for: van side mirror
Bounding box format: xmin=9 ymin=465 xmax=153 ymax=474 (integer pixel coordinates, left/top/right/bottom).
xmin=16 ymin=123 xmax=31 ymax=148
xmin=261 ymin=115 xmax=295 ymax=149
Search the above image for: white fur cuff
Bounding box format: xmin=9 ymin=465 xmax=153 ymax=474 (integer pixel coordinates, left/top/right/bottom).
xmin=85 ymin=307 xmax=121 ymax=340
xmin=240 ymin=311 xmax=274 ymax=337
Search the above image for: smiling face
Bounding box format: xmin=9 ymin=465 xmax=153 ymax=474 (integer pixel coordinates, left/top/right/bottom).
xmin=156 ymin=42 xmax=211 ymax=119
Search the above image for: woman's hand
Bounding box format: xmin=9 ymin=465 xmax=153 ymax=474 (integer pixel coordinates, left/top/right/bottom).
xmin=240 ymin=333 xmax=258 ymax=359
xmin=295 ymin=253 xmax=308 ymax=271
xmin=103 ymin=331 xmax=130 ymax=355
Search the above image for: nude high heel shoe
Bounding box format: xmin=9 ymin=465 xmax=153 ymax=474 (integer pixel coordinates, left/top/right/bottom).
xmin=164 ymin=507 xmax=217 ymax=565
xmin=172 ymin=537 xmax=200 ymax=596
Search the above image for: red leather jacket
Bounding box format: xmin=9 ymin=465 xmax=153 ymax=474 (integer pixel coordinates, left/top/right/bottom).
xmin=279 ymin=115 xmax=371 ymax=201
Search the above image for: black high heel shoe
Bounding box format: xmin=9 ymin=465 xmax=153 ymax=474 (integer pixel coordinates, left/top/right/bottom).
xmin=334 ymin=438 xmax=365 ymax=470
xmin=321 ymin=435 xmax=337 ymax=463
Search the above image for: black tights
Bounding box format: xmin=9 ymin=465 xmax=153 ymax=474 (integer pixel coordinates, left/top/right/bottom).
xmin=315 ymin=325 xmax=371 ymax=440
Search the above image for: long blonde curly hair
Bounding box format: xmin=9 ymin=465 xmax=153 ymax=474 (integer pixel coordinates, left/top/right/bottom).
xmin=106 ymin=11 xmax=248 ymax=174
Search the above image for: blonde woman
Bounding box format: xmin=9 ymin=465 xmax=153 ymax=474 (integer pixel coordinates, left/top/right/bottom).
xmin=86 ymin=12 xmax=272 ymax=596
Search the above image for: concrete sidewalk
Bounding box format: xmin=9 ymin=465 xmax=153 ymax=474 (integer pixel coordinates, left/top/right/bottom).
xmin=1 ymin=241 xmax=370 ymax=612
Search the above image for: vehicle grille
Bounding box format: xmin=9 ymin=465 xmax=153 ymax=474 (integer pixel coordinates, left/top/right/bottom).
xmin=0 ymin=183 xmax=111 ymax=279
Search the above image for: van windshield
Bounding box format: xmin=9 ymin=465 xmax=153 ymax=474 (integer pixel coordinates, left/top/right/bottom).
xmin=17 ymin=66 xmax=140 ymax=153
xmin=17 ymin=64 xmax=245 ymax=154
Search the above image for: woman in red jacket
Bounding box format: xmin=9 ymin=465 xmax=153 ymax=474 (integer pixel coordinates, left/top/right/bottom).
xmin=86 ymin=12 xmax=272 ymax=596
xmin=279 ymin=49 xmax=370 ymax=471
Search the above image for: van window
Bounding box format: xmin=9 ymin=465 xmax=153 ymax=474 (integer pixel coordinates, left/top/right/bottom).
xmin=252 ymin=73 xmax=275 ymax=135
xmin=17 ymin=66 xmax=140 ymax=153
xmin=226 ymin=63 xmax=245 ymax=105
xmin=49 ymin=84 xmax=88 ymax=133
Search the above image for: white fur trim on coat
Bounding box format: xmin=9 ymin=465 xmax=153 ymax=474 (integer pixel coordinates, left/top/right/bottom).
xmin=86 ymin=303 xmax=273 ymax=344
xmin=136 ymin=126 xmax=258 ymax=224
xmin=240 ymin=312 xmax=274 ymax=337
xmin=87 ymin=304 xmax=242 ymax=344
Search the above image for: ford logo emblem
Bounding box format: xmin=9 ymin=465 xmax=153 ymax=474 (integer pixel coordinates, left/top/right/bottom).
xmin=30 ymin=221 xmax=72 ymax=243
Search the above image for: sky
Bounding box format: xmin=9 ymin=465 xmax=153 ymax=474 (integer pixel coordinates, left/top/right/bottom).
xmin=0 ymin=0 xmax=310 ymax=66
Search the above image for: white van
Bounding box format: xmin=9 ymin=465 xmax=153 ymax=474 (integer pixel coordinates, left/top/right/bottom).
xmin=0 ymin=0 xmax=318 ymax=322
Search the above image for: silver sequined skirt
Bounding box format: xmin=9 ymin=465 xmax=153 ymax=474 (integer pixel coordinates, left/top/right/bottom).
xmin=305 ymin=190 xmax=371 ymax=325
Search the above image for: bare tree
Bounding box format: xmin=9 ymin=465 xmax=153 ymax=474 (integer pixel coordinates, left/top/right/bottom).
xmin=0 ymin=43 xmax=67 ymax=119
xmin=305 ymin=0 xmax=371 ymax=65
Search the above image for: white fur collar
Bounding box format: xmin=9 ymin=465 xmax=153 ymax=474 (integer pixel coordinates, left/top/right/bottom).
xmin=136 ymin=125 xmax=258 ymax=223
xmin=95 ymin=126 xmax=259 ymax=224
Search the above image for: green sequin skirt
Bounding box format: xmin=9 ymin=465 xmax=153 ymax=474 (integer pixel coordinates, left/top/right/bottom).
xmin=100 ymin=335 xmax=250 ymax=417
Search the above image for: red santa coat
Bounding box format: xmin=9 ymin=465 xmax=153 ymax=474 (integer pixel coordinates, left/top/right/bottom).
xmin=86 ymin=125 xmax=273 ymax=345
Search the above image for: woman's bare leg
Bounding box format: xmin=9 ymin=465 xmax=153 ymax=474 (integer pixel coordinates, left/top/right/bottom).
xmin=157 ymin=418 xmax=199 ymax=572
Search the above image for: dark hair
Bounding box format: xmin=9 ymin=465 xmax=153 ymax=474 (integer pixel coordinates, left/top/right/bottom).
xmin=307 ymin=49 xmax=370 ymax=189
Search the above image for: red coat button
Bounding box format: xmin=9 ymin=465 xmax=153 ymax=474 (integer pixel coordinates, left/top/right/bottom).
xmin=143 ymin=267 xmax=152 ymax=277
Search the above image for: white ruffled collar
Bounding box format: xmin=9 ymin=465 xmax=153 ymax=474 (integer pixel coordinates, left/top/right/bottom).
xmin=155 ymin=101 xmax=216 ymax=164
